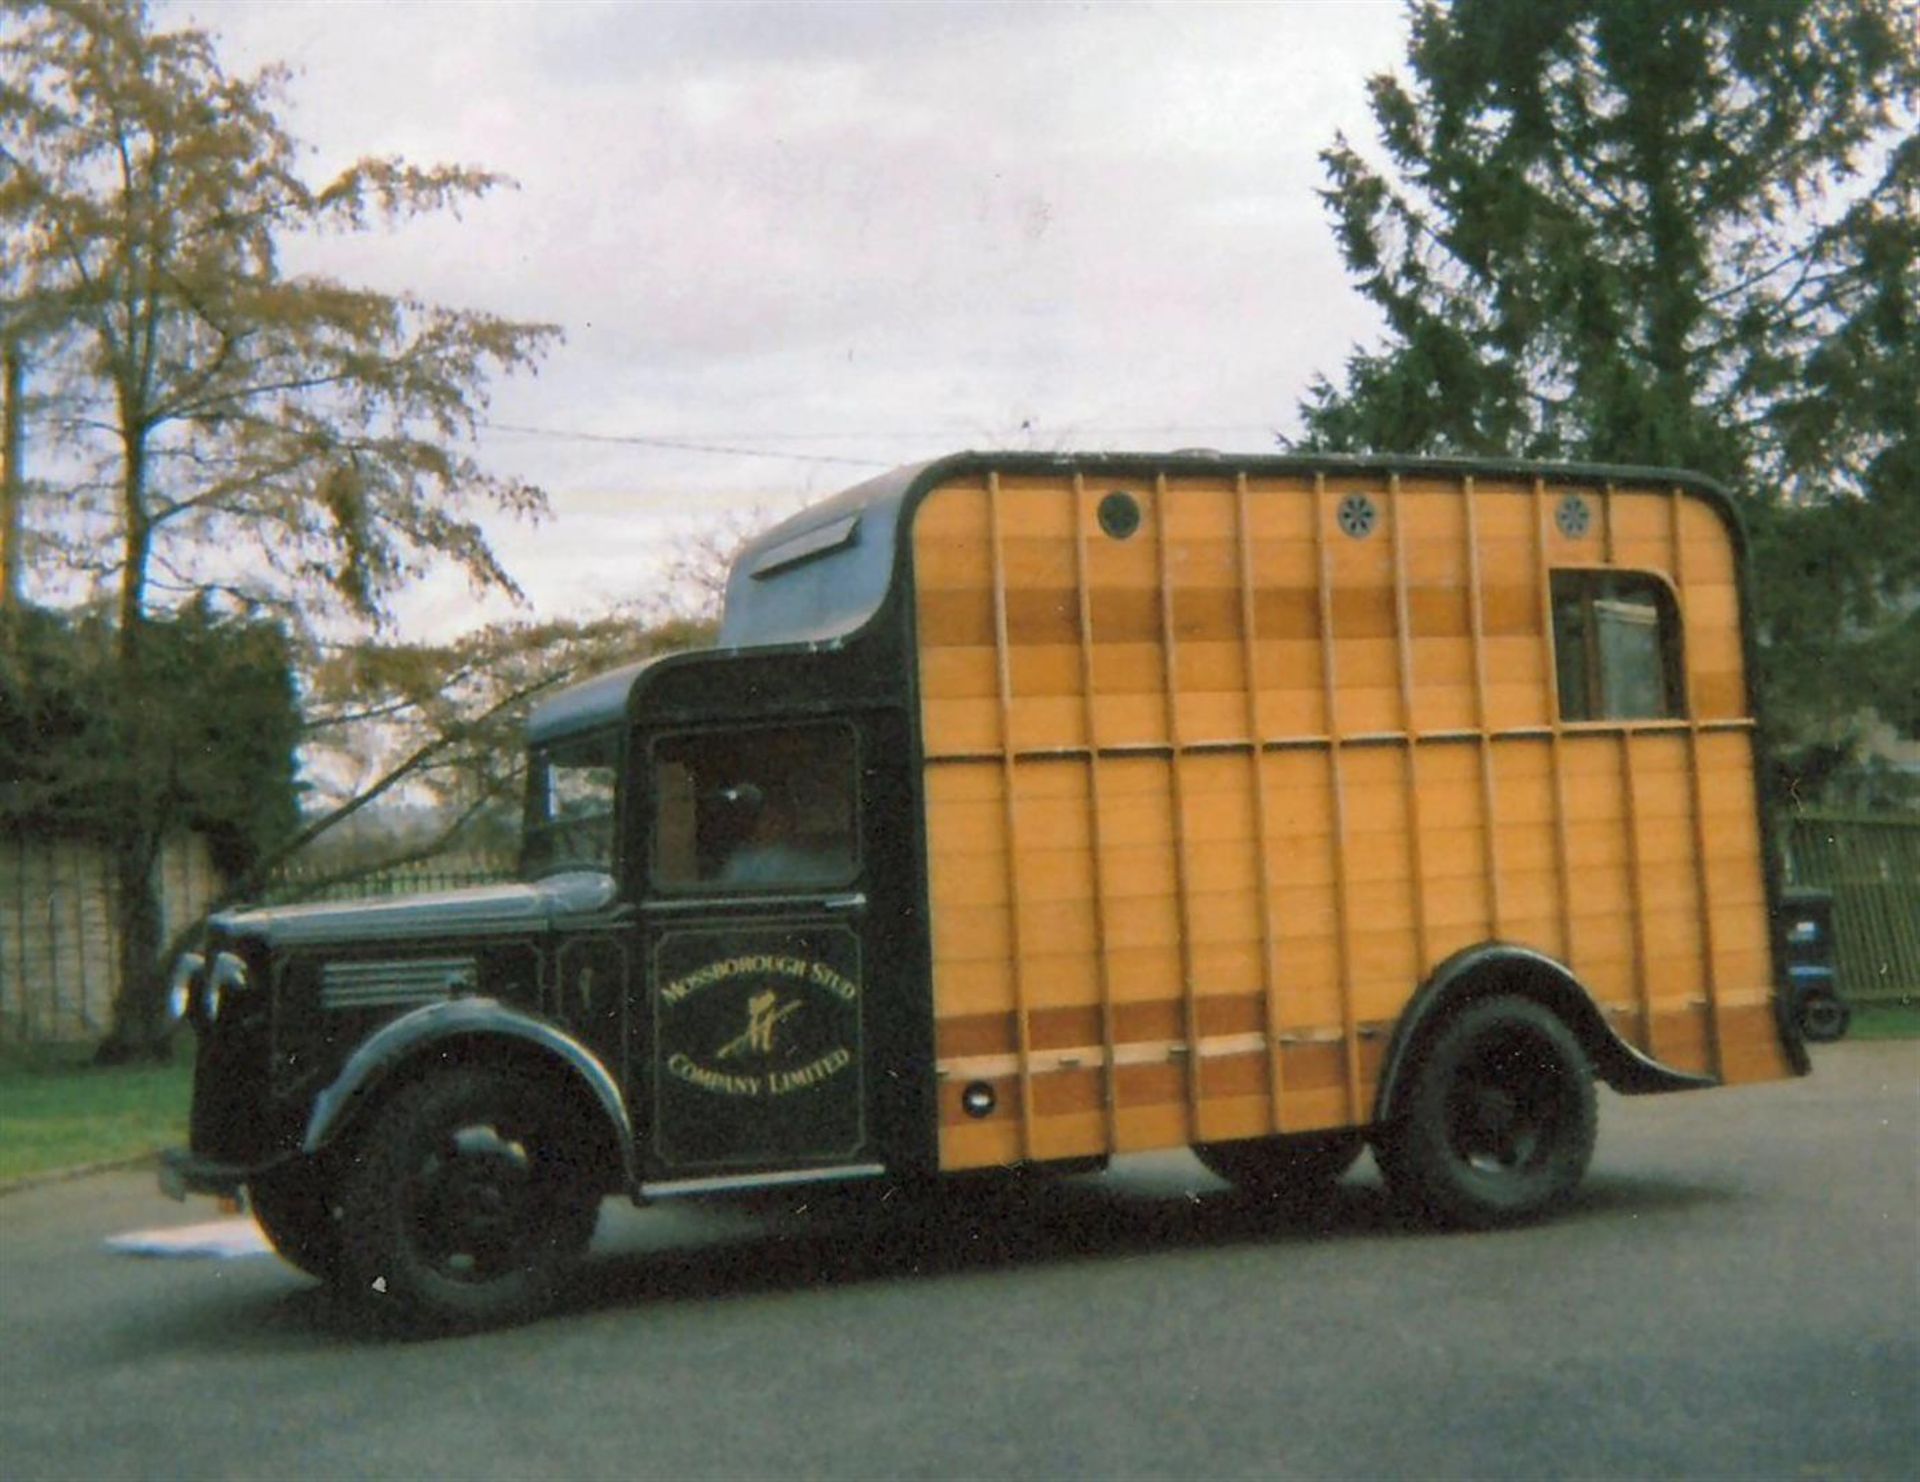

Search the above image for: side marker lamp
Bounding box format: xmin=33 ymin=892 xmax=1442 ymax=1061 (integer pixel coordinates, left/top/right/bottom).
xmin=962 ymin=1081 xmax=997 ymax=1118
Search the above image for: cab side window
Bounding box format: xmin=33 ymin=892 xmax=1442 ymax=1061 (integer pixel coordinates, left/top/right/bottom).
xmin=652 ymin=725 xmax=858 ymax=890
xmin=1550 ymin=571 xmax=1686 ymax=721
xmin=522 ymin=729 xmax=620 ymax=876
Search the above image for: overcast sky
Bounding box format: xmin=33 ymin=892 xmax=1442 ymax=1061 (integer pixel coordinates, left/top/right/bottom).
xmin=180 ymin=0 xmax=1411 ymax=631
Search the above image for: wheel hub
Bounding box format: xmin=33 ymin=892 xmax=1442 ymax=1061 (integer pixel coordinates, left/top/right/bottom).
xmin=412 ymin=1123 xmax=537 ymax=1280
xmin=1450 ymin=1043 xmax=1558 ymax=1173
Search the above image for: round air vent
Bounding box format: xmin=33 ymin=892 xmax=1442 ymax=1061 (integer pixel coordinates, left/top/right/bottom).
xmin=1337 ymin=492 xmax=1378 ymax=539
xmin=1098 ymin=490 xmax=1141 ymax=540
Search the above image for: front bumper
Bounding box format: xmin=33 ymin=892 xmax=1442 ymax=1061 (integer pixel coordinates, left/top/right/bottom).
xmin=157 ymin=1148 xmax=284 ymax=1202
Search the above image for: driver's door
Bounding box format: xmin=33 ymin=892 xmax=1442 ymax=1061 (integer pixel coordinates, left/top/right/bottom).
xmin=636 ymin=721 xmax=873 ymax=1179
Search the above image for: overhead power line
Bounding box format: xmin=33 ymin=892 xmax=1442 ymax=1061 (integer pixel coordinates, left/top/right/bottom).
xmin=484 ymin=423 xmax=889 ymax=468
xmin=484 ymin=420 xmax=1284 ymax=466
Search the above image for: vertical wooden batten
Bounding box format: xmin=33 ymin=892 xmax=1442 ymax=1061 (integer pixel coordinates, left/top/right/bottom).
xmin=1601 ymin=481 xmax=1657 ymax=1052
xmin=1670 ymin=484 xmax=1726 ymax=1080
xmin=985 ymin=470 xmax=1036 ymax=1159
xmin=1152 ymin=472 xmax=1205 ymax=1138
xmin=1533 ymin=477 xmax=1578 ymax=968
xmin=1388 ymin=472 xmax=1432 ymax=976
xmin=1071 ymin=471 xmax=1122 ymax=1143
xmin=1234 ymin=471 xmax=1286 ymax=1132
xmin=1314 ymin=472 xmax=1364 ymax=1122
xmin=1462 ymin=476 xmax=1505 ymax=936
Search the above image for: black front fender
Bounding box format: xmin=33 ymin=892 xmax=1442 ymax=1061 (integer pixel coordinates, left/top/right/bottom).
xmin=302 ymin=998 xmax=636 ymax=1190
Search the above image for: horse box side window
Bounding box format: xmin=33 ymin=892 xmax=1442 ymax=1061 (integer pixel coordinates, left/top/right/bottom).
xmin=1550 ymin=571 xmax=1686 ymax=722
xmin=651 ymin=725 xmax=858 ymax=890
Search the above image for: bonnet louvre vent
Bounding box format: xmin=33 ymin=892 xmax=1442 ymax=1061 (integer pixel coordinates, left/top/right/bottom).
xmin=321 ymin=957 xmax=476 ymax=1012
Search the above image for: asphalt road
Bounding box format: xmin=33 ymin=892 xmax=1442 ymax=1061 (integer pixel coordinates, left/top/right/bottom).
xmin=2 ymin=1040 xmax=1914 ymax=1481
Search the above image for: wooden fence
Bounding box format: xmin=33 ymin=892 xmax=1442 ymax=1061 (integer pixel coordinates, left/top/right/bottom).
xmin=1784 ymin=811 xmax=1920 ymax=1006
xmin=0 ymin=842 xmax=513 ymax=1044
xmin=0 ymin=830 xmax=224 ymax=1044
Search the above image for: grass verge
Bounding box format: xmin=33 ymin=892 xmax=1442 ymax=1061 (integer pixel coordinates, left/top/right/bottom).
xmin=0 ymin=1040 xmax=192 ymax=1186
xmin=1846 ymin=1001 xmax=1920 ymax=1041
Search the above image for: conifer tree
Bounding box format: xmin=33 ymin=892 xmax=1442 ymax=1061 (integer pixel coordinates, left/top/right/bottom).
xmin=1295 ymin=0 xmax=1918 ymax=798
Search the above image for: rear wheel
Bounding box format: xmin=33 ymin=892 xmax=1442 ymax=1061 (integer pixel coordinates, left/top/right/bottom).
xmin=339 ymin=1066 xmax=599 ymax=1331
xmin=1194 ymin=1131 xmax=1363 ymax=1206
xmin=248 ymin=1159 xmax=341 ymax=1281
xmin=1378 ymin=995 xmax=1597 ymax=1229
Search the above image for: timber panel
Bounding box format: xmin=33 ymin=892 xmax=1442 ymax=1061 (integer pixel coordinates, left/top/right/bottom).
xmin=915 ymin=467 xmax=1791 ymax=1170
xmin=1 ymin=830 xmax=223 ymax=1044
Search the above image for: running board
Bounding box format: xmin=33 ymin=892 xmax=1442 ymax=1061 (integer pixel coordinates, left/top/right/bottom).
xmin=639 ymin=1162 xmax=887 ymax=1201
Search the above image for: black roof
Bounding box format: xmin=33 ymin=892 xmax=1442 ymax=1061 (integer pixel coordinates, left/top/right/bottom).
xmin=525 ymin=657 xmax=659 ymax=745
xmin=715 ymin=459 xmax=933 ymax=649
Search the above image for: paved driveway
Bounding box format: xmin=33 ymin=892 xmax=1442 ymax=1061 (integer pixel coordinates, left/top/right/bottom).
xmin=1 ymin=1040 xmax=1914 ymax=1479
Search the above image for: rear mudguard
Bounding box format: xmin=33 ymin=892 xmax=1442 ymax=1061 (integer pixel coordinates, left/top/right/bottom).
xmin=1373 ymin=943 xmax=1715 ymax=1126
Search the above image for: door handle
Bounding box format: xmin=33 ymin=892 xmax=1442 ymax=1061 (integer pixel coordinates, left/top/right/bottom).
xmin=822 ymin=892 xmax=867 ymax=913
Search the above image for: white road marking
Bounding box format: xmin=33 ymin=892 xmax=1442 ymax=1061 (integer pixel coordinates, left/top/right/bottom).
xmin=105 ymin=1219 xmax=272 ymax=1259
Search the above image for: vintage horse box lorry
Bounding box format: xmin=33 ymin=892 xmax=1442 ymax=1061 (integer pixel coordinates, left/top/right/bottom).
xmin=162 ymin=451 xmax=1807 ymax=1328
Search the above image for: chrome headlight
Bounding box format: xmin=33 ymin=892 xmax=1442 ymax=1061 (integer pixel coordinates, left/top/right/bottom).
xmin=167 ymin=953 xmax=206 ymax=1024
xmin=204 ymin=951 xmax=251 ymax=1021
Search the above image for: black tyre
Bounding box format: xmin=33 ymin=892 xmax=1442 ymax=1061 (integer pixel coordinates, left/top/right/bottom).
xmin=1194 ymin=1130 xmax=1363 ymax=1205
xmin=248 ymin=1159 xmax=342 ymax=1281
xmin=339 ymin=1066 xmax=599 ymax=1332
xmin=1797 ymin=989 xmax=1852 ymax=1043
xmin=1378 ymin=996 xmax=1597 ymax=1229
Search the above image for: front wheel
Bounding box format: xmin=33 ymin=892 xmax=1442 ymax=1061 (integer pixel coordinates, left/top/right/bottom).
xmin=339 ymin=1066 xmax=599 ymax=1332
xmin=248 ymin=1159 xmax=342 ymax=1281
xmin=1377 ymin=996 xmax=1597 ymax=1229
